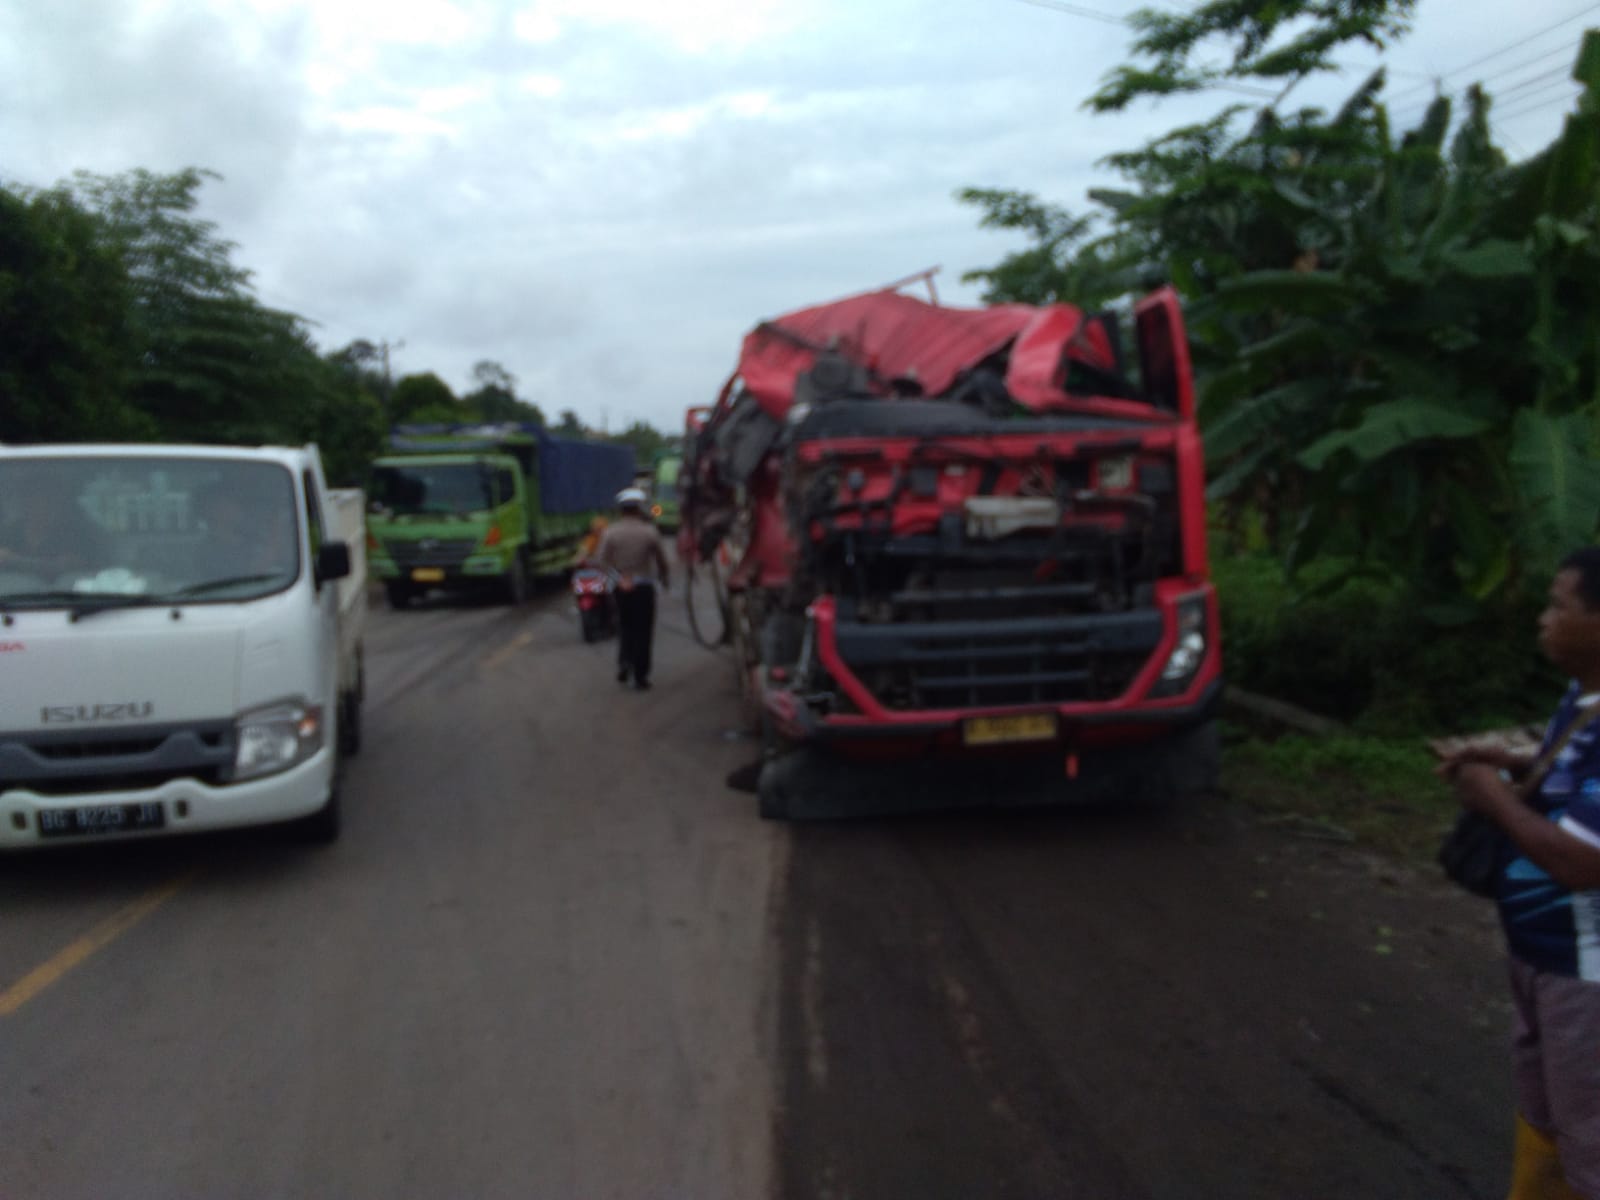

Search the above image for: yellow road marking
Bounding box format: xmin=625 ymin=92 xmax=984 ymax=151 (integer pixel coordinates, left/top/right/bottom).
xmin=0 ymin=872 xmax=194 ymax=1017
xmin=482 ymin=630 xmax=534 ymax=672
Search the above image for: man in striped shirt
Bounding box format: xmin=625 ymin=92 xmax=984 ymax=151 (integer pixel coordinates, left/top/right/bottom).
xmin=1441 ymin=548 xmax=1600 ymax=1198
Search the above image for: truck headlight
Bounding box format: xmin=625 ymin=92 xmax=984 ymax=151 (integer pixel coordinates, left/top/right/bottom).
xmin=1097 ymin=454 xmax=1135 ymax=490
xmin=233 ymin=702 xmax=324 ymax=781
xmin=1155 ymin=596 xmax=1209 ymax=695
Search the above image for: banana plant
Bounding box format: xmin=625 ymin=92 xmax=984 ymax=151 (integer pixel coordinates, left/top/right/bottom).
xmin=1198 ymin=60 xmax=1600 ymax=610
xmin=961 ymin=31 xmax=1600 ymax=611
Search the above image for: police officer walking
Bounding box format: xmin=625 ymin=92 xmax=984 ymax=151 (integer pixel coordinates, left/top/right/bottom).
xmin=595 ymin=488 xmax=671 ymax=690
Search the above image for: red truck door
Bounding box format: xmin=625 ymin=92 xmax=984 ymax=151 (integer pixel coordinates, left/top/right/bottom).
xmin=1134 ymin=287 xmax=1196 ymax=422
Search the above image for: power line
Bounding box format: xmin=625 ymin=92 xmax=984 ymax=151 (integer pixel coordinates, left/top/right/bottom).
xmin=1466 ymin=41 xmax=1579 ymax=90
xmin=1389 ymin=45 xmax=1574 ymax=127
xmin=1016 ymin=0 xmax=1123 ymax=25
xmin=1385 ymin=1 xmax=1600 ymax=102
xmin=1497 ymin=84 xmax=1584 ymax=122
xmin=1496 ymin=75 xmax=1582 ymax=113
xmin=1392 ymin=62 xmax=1578 ymax=128
xmin=1498 ymin=64 xmax=1577 ymax=98
xmin=1497 ymin=96 xmax=1579 ymax=124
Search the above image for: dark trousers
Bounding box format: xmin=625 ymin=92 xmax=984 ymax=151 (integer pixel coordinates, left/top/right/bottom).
xmin=616 ymin=584 xmax=656 ymax=684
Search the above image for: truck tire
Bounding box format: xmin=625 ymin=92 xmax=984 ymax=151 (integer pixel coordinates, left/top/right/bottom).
xmin=1166 ymin=718 xmax=1221 ymax=800
xmin=756 ymin=710 xmax=792 ymax=821
xmin=757 ymin=773 xmax=789 ymax=821
xmin=1122 ymin=718 xmax=1221 ymax=809
xmin=505 ymin=553 xmax=530 ymax=606
xmin=339 ymin=688 xmax=363 ymax=756
xmin=386 ymin=582 xmax=415 ymax=610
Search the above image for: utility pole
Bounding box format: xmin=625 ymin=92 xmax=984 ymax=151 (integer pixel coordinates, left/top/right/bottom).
xmin=378 ymin=337 xmax=405 ymax=425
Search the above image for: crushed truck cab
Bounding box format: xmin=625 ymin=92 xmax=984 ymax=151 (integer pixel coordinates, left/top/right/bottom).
xmin=680 ymin=286 xmax=1221 ymax=818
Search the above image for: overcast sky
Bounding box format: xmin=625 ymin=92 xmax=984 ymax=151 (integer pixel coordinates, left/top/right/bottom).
xmin=3 ymin=0 xmax=1594 ymax=433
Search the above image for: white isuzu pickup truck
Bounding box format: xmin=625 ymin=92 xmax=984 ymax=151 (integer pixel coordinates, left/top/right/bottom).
xmin=0 ymin=444 xmax=366 ymax=846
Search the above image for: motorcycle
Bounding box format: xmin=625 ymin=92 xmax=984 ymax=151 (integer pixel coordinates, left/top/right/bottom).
xmin=571 ymin=564 xmax=617 ymax=643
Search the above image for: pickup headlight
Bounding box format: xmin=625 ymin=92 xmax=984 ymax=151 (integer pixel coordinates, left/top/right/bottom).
xmin=233 ymin=702 xmax=324 ymax=781
xmin=1154 ymin=595 xmax=1210 ymax=696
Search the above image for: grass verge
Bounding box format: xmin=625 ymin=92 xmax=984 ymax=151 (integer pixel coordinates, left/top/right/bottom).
xmin=1218 ymin=720 xmax=1461 ymax=863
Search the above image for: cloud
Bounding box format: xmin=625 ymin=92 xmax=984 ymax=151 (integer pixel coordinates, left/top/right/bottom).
xmin=509 ymin=0 xmax=801 ymax=54
xmin=3 ymin=0 xmax=1588 ymax=434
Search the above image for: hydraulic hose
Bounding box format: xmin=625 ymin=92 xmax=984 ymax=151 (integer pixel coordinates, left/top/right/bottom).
xmin=685 ymin=554 xmax=730 ymax=650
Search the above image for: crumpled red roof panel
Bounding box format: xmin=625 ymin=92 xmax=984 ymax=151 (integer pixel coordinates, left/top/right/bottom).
xmin=735 ymin=289 xmax=1115 ymax=421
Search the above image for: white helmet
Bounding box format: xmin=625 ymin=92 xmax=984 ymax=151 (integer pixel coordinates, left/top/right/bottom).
xmin=616 ymin=487 xmax=648 ymax=507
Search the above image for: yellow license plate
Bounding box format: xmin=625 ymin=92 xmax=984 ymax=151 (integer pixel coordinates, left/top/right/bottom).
xmin=411 ymin=568 xmax=446 ymax=583
xmin=962 ymin=713 xmax=1058 ymax=746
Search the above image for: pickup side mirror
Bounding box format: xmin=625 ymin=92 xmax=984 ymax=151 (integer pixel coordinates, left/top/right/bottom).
xmin=316 ymin=541 xmax=352 ymax=585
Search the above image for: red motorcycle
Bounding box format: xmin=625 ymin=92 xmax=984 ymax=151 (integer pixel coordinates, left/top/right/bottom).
xmin=572 ymin=565 xmax=617 ymax=643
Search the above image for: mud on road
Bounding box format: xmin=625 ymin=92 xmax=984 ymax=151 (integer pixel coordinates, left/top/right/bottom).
xmin=773 ymin=795 xmax=1513 ymax=1200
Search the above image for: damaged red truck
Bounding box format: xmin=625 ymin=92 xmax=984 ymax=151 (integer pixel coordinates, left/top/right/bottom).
xmin=680 ymin=285 xmax=1221 ymax=819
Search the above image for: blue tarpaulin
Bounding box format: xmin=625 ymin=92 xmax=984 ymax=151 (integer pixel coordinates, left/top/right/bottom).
xmin=390 ymin=424 xmax=635 ymax=515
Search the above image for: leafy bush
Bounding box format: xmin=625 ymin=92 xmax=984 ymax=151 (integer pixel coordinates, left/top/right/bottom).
xmin=1213 ymin=547 xmax=1555 ymax=735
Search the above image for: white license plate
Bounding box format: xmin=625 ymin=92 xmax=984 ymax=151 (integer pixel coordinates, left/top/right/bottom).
xmin=38 ymin=802 xmax=166 ymax=838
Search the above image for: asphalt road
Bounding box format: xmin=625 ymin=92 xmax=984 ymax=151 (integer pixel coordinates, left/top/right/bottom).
xmin=2 ymin=581 xmax=1516 ymax=1199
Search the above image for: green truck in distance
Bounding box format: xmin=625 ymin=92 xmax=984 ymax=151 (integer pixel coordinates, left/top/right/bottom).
xmin=366 ymin=423 xmax=636 ymax=609
xmin=651 ymin=452 xmax=682 ymax=533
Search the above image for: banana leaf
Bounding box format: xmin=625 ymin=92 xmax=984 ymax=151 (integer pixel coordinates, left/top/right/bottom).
xmin=1204 ymin=379 xmax=1330 ymax=461
xmin=1205 ymin=443 xmax=1272 ymax=501
xmin=1217 ymin=268 xmax=1362 ymax=313
xmin=1442 ymin=240 xmax=1534 ymax=278
xmin=1510 ymin=409 xmax=1600 ymax=566
xmin=1299 ymin=398 xmax=1494 ymax=470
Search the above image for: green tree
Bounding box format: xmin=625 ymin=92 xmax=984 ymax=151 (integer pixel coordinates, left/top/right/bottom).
xmin=608 ymin=420 xmax=669 ymax=465
xmin=0 ymin=183 xmax=150 ymax=442
xmin=463 ymin=359 xmax=545 ymax=425
xmin=329 ymin=340 xmax=388 ymax=398
xmin=4 ymin=166 xmax=388 ymax=482
xmin=553 ymin=409 xmax=587 ymax=438
xmin=957 ymin=189 xmax=1130 ymax=307
xmin=1088 ymin=0 xmax=1417 ymax=114
xmin=392 ymin=372 xmax=462 ymax=424
xmin=65 ymin=167 xmax=311 ymax=443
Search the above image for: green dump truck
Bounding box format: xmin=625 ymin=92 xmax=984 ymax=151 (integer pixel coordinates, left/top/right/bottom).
xmin=366 ymin=423 xmax=636 ymax=609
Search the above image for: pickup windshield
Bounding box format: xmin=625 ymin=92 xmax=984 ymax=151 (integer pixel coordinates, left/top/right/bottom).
xmin=0 ymin=457 xmax=300 ymax=606
xmin=370 ymin=463 xmax=495 ymax=516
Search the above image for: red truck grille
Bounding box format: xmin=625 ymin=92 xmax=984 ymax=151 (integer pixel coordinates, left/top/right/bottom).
xmin=831 ymin=611 xmax=1163 ymax=712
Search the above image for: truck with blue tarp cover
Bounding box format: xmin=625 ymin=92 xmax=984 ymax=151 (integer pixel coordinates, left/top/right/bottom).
xmin=366 ymin=423 xmax=635 ymax=609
